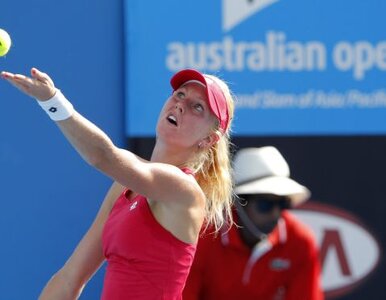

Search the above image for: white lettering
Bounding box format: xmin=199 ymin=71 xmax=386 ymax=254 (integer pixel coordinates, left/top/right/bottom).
xmin=166 ymin=32 xmax=327 ymax=73
xmin=235 ymin=89 xmax=386 ymax=109
xmin=166 ymin=32 xmax=386 ymax=80
xmin=376 ymin=42 xmax=386 ymax=69
xmin=333 ymin=42 xmax=353 ymax=71
xmin=333 ymin=41 xmax=386 ymax=80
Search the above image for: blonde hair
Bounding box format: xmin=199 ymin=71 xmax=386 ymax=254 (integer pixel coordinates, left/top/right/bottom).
xmin=189 ymin=74 xmax=235 ymax=233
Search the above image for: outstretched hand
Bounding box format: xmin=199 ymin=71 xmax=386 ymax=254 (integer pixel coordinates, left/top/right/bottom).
xmin=1 ymin=68 xmax=56 ymax=101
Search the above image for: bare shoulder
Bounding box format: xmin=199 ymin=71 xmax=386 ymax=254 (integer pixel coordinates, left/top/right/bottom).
xmin=149 ymin=173 xmax=206 ymax=243
xmin=146 ymin=162 xmax=205 ymax=205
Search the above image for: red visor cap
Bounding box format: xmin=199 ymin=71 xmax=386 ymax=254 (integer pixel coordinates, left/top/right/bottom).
xmin=170 ymin=69 xmax=229 ymax=133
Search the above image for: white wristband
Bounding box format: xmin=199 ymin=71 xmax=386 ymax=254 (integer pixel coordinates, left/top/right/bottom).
xmin=37 ymin=89 xmax=74 ymax=121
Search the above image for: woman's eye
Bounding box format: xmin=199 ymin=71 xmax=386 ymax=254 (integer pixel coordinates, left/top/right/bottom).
xmin=194 ymin=103 xmax=204 ymax=112
xmin=176 ymin=91 xmax=185 ymax=99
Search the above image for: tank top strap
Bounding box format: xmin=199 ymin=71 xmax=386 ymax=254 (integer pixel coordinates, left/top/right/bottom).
xmin=180 ymin=167 xmax=195 ymax=176
xmin=110 ymin=188 xmax=137 ymax=212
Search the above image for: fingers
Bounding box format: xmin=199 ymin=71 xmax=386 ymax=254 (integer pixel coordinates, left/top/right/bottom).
xmin=31 ymin=67 xmax=54 ymax=86
xmin=2 ymin=71 xmax=31 ymax=84
xmin=14 ymin=73 xmax=34 ymax=85
xmin=1 ymin=71 xmax=15 ymax=86
xmin=31 ymin=68 xmax=44 ymax=81
xmin=1 ymin=71 xmax=22 ymax=86
xmin=1 ymin=68 xmax=51 ymax=85
xmin=1 ymin=71 xmax=31 ymax=93
xmin=4 ymin=72 xmax=34 ymax=90
xmin=14 ymin=76 xmax=32 ymax=90
xmin=1 ymin=71 xmax=14 ymax=79
xmin=2 ymin=68 xmax=56 ymax=100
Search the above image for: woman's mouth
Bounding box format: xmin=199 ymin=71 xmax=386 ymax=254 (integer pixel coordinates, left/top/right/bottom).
xmin=167 ymin=115 xmax=178 ymax=126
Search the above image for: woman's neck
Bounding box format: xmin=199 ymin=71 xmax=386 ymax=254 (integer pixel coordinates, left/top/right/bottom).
xmin=150 ymin=140 xmax=196 ymax=168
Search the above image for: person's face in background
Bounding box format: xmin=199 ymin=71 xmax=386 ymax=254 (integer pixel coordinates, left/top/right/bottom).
xmin=240 ymin=194 xmax=291 ymax=235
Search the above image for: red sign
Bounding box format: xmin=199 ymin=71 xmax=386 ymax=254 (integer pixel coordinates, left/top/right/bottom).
xmin=293 ymin=202 xmax=382 ymax=299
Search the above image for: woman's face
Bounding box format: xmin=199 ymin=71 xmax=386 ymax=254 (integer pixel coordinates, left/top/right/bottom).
xmin=157 ymin=82 xmax=218 ymax=149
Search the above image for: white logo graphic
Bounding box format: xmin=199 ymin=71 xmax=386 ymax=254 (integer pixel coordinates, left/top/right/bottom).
xmin=129 ymin=201 xmax=138 ymax=211
xmin=223 ymin=0 xmax=280 ymax=31
xmin=270 ymin=258 xmax=291 ymax=270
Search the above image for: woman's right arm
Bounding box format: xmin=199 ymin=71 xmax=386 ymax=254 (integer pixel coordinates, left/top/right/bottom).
xmin=39 ymin=181 xmax=124 ymax=300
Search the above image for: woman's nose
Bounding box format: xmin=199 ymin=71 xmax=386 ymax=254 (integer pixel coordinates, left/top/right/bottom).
xmin=175 ymin=101 xmax=184 ymax=113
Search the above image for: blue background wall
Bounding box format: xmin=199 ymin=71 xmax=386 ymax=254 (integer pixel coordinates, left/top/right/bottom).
xmin=1 ymin=1 xmax=385 ymax=299
xmin=1 ymin=0 xmax=125 ymax=299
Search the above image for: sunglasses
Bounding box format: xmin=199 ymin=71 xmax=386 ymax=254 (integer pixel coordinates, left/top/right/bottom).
xmin=240 ymin=194 xmax=291 ymax=213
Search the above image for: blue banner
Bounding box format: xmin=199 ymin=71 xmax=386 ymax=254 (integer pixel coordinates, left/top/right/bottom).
xmin=125 ymin=0 xmax=386 ymax=136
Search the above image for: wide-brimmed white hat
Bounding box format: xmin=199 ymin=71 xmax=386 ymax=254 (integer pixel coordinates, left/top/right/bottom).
xmin=233 ymin=147 xmax=310 ymax=206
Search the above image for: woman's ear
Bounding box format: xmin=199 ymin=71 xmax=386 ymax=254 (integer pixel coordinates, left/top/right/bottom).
xmin=198 ymin=132 xmax=220 ymax=149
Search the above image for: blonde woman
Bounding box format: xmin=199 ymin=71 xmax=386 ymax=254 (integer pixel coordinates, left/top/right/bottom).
xmin=1 ymin=68 xmax=235 ymax=299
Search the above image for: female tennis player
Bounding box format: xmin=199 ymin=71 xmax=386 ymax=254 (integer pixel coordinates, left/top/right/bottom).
xmin=1 ymin=67 xmax=235 ymax=299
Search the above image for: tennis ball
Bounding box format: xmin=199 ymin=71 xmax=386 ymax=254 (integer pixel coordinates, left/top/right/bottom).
xmin=0 ymin=28 xmax=11 ymax=57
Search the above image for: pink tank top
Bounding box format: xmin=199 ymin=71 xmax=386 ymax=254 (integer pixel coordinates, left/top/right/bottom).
xmin=101 ymin=170 xmax=197 ymax=300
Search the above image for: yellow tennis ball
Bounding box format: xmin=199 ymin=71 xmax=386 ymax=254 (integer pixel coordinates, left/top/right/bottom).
xmin=0 ymin=28 xmax=12 ymax=57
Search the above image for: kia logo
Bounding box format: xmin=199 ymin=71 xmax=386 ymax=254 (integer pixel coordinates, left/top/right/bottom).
xmin=292 ymin=202 xmax=381 ymax=299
